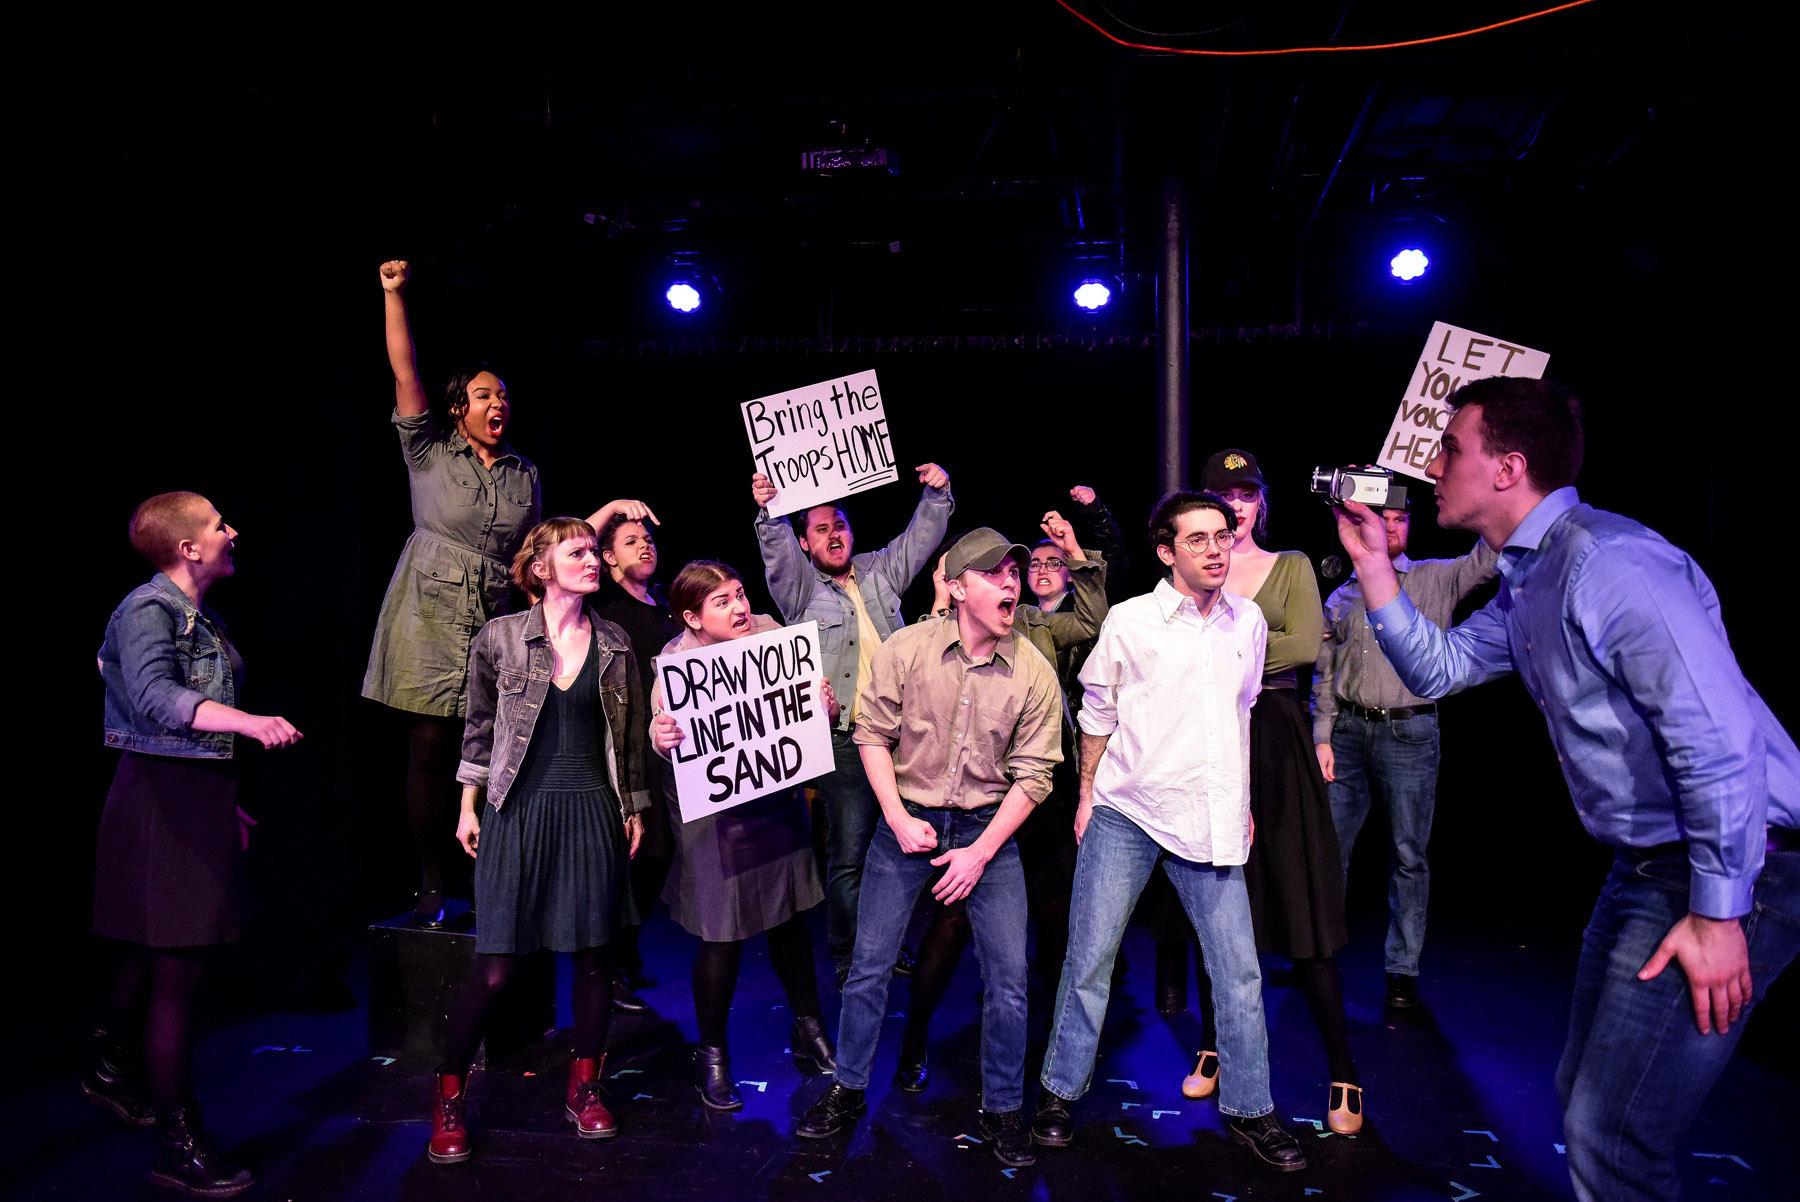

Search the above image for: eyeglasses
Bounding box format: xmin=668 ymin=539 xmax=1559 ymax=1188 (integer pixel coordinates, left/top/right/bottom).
xmin=1028 ymin=557 xmax=1066 ymax=571
xmin=1175 ymin=530 xmax=1236 ymax=554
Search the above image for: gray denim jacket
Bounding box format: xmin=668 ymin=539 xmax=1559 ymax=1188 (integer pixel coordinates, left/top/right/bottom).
xmin=100 ymin=573 xmax=240 ymax=759
xmin=754 ymin=484 xmax=953 ymax=731
xmin=456 ymin=602 xmax=651 ymax=814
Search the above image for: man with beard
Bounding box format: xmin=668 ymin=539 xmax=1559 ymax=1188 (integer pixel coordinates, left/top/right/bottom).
xmin=794 ymin=528 xmax=1062 ymax=1168
xmin=752 ymin=464 xmax=953 ymax=985
xmin=592 ymin=507 xmax=680 ymax=1010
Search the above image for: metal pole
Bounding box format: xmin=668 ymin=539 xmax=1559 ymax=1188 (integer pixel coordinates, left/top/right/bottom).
xmin=1158 ymin=175 xmax=1190 ymax=496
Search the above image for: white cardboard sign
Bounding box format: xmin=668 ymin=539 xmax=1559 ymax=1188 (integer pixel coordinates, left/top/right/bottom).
xmin=742 ymin=369 xmax=899 ymax=519
xmin=653 ymin=621 xmax=835 ymax=824
xmin=1379 ymin=322 xmax=1550 ymax=481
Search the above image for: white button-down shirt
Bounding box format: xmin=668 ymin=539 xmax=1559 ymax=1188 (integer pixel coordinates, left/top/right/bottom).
xmin=1077 ymin=578 xmax=1266 ymax=865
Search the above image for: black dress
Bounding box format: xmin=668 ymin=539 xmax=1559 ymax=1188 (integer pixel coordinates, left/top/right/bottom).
xmin=473 ymin=635 xmax=630 ymax=955
xmin=1243 ymin=685 xmax=1349 ymax=958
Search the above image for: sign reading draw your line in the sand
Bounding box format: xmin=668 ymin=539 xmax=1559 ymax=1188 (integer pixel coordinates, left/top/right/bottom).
xmin=742 ymin=369 xmax=899 ymax=519
xmin=654 ymin=621 xmax=834 ymax=823
xmin=1378 ymin=322 xmax=1550 ymax=482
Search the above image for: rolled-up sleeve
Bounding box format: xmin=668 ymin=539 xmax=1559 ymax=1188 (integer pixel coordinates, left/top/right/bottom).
xmin=457 ymin=626 xmax=498 ymax=788
xmin=117 ymin=595 xmax=208 ymax=734
xmin=1005 ymin=663 xmax=1064 ymax=804
xmin=852 ymin=639 xmax=906 ymax=749
xmin=1076 ymin=618 xmax=1121 ymax=737
xmin=393 ymin=409 xmax=443 ymax=471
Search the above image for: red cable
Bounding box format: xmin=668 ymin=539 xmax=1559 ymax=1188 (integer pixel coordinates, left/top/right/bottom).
xmin=1054 ymin=0 xmax=1601 ymax=57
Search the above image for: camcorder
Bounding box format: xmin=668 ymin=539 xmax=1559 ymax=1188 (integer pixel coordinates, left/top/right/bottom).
xmin=1309 ymin=466 xmax=1408 ymax=510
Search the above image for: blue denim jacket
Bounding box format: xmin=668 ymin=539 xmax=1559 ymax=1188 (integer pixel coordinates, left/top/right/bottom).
xmin=100 ymin=573 xmax=240 ymax=759
xmin=754 ymin=485 xmax=953 ymax=731
xmin=455 ymin=601 xmax=651 ymax=814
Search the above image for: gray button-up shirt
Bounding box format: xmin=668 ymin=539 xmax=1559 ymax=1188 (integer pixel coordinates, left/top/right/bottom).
xmin=1311 ymin=542 xmax=1498 ymax=743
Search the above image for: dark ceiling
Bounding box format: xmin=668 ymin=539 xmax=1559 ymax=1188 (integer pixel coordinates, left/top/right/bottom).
xmin=65 ymin=3 xmax=1765 ymax=350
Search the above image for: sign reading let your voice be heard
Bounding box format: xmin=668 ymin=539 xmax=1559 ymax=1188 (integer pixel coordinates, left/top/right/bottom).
xmin=742 ymin=369 xmax=899 ymax=519
xmin=1378 ymin=322 xmax=1550 ymax=481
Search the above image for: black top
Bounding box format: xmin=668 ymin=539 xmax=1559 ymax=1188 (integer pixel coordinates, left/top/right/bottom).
xmin=511 ymin=634 xmax=608 ymax=794
xmin=593 ymin=575 xmax=684 ymax=701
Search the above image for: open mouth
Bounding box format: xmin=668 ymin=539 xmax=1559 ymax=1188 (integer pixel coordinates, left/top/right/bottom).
xmin=998 ymin=597 xmax=1017 ymax=618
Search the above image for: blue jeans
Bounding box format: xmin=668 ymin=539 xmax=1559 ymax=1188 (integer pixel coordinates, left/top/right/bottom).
xmin=1040 ymin=804 xmax=1274 ymax=1118
xmin=1555 ymin=845 xmax=1800 ymax=1201
xmin=820 ymin=730 xmax=883 ymax=974
xmin=833 ymin=802 xmax=1029 ymax=1111
xmin=1327 ymin=709 xmax=1439 ymax=976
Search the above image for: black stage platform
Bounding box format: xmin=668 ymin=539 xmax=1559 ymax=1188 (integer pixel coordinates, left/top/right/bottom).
xmin=5 ymin=908 xmax=1792 ymax=1202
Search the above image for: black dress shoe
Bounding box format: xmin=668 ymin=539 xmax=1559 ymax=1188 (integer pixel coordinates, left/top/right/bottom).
xmin=149 ymin=1103 xmax=254 ymax=1197
xmin=411 ymin=889 xmax=447 ymax=929
xmin=791 ymin=1016 xmax=837 ymax=1075
xmin=1225 ymin=1113 xmax=1307 ymax=1172
xmin=610 ymin=979 xmax=649 ymax=1013
xmin=693 ymin=1044 xmax=743 ymax=1111
xmin=1386 ymin=973 xmax=1420 ymax=1009
xmin=893 ymin=1050 xmax=929 ymax=1093
xmin=623 ymin=966 xmax=658 ymax=991
xmin=1030 ymin=1092 xmax=1073 ymax=1147
xmin=979 ymin=1108 xmax=1038 ymax=1167
xmin=894 ymin=948 xmax=917 ymax=977
xmin=795 ymin=1083 xmax=865 ymax=1138
xmin=81 ymin=1031 xmax=156 ymax=1127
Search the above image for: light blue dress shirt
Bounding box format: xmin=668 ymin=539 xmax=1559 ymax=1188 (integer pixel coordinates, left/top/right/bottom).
xmin=1365 ymin=487 xmax=1798 ymax=919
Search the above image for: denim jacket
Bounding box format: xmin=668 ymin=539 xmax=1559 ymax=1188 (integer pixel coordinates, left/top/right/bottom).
xmin=100 ymin=573 xmax=240 ymax=759
xmin=456 ymin=601 xmax=651 ymax=814
xmin=754 ymin=484 xmax=953 ymax=731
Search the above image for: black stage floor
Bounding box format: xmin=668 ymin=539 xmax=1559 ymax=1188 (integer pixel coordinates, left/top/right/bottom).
xmin=6 ymin=913 xmax=1792 ymax=1202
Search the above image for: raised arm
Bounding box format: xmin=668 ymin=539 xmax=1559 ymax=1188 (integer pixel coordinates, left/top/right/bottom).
xmin=1068 ymin=485 xmax=1132 ymax=600
xmin=867 ymin=463 xmax=955 ymax=590
xmin=1037 ymin=510 xmax=1108 ymax=650
xmin=380 ymin=261 xmax=430 ymax=419
xmin=751 ymin=472 xmax=816 ymax=622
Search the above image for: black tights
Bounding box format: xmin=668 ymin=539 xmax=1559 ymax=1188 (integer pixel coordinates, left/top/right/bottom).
xmin=441 ymin=947 xmax=613 ymax=1076
xmin=1194 ymin=945 xmax=1358 ymax=1084
xmin=107 ymin=947 xmax=211 ymax=1111
xmin=691 ymin=913 xmax=821 ymax=1048
xmin=404 ymin=715 xmax=462 ymax=899
xmin=901 ymin=902 xmax=970 ymax=1056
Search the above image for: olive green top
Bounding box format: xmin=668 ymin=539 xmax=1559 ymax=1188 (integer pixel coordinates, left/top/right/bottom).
xmin=1248 ymin=550 xmax=1325 ymax=680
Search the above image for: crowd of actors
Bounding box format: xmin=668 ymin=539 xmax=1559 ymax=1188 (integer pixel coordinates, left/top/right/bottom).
xmin=86 ymin=262 xmax=1797 ymax=1201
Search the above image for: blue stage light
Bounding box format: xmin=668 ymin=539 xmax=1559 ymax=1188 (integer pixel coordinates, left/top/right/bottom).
xmin=1073 ymin=279 xmax=1112 ymax=311
xmin=665 ymin=282 xmax=702 ymax=313
xmin=1389 ymin=249 xmax=1429 ymax=282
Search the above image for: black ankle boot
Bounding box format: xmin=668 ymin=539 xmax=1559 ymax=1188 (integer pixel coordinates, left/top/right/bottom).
xmin=149 ymin=1103 xmax=254 ymax=1197
xmin=693 ymin=1044 xmax=743 ymax=1111
xmin=81 ymin=1028 xmax=156 ymax=1126
xmin=790 ymin=1016 xmax=836 ymax=1075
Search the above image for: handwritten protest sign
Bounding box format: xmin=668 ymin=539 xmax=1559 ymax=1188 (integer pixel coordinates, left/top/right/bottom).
xmin=1379 ymin=322 xmax=1550 ymax=481
xmin=742 ymin=369 xmax=899 ymax=519
xmin=654 ymin=621 xmax=834 ymax=824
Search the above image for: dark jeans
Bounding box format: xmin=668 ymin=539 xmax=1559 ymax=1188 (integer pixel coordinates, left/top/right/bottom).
xmin=1555 ymin=845 xmax=1799 ymax=1201
xmin=819 ymin=730 xmax=882 ymax=975
xmin=833 ymin=802 xmax=1029 ymax=1111
xmin=1328 ymin=709 xmax=1439 ymax=976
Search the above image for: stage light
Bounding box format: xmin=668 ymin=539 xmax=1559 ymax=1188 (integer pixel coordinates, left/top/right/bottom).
xmin=1073 ymin=279 xmax=1112 ymax=311
xmin=1389 ymin=248 xmax=1429 ymax=283
xmin=665 ymin=282 xmax=702 ymax=313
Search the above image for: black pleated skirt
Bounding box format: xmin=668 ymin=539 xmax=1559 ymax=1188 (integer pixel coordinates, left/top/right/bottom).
xmin=1243 ymin=687 xmax=1349 ymax=958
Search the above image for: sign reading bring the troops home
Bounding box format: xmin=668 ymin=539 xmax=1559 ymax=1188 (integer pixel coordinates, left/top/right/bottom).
xmin=1378 ymin=322 xmax=1550 ymax=481
xmin=653 ymin=621 xmax=835 ymax=823
xmin=741 ymin=369 xmax=900 ymax=519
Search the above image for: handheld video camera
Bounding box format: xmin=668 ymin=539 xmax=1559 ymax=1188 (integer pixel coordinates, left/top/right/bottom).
xmin=1309 ymin=466 xmax=1408 ymax=510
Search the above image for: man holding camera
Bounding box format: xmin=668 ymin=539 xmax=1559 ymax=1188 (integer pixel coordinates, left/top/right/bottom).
xmin=1332 ymin=376 xmax=1797 ymax=1202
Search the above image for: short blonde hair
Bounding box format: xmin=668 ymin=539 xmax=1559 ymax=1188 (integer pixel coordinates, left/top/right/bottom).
xmin=511 ymin=516 xmax=598 ymax=602
xmin=128 ymin=491 xmax=210 ymax=569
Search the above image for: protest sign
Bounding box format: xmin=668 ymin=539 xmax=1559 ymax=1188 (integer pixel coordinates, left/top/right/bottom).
xmin=1378 ymin=322 xmax=1550 ymax=481
xmin=654 ymin=621 xmax=834 ymax=824
xmin=742 ymin=369 xmax=899 ymax=519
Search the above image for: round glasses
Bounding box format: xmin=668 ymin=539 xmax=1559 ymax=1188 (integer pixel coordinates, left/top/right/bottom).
xmin=1175 ymin=530 xmax=1236 ymax=554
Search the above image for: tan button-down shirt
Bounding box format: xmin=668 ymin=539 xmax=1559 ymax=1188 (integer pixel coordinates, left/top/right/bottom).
xmin=852 ymin=615 xmax=1063 ymax=809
